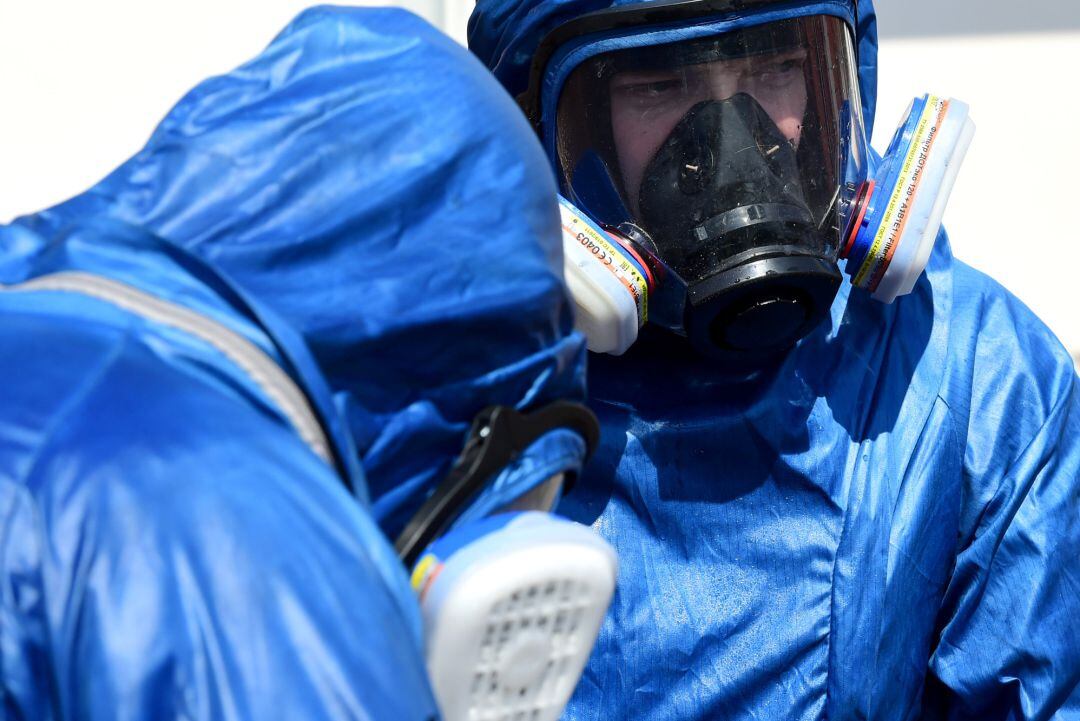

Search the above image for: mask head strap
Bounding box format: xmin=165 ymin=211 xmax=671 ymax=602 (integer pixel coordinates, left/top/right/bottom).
xmin=394 ymin=401 xmax=600 ymax=567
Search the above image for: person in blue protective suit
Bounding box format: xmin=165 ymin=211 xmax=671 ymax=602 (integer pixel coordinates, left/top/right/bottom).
xmin=467 ymin=0 xmax=1080 ymax=719
xmin=0 ymin=7 xmax=611 ymax=720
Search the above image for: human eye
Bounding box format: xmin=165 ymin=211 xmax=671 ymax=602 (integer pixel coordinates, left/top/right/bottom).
xmin=611 ymin=72 xmax=687 ymax=104
xmin=750 ymin=54 xmax=806 ymax=89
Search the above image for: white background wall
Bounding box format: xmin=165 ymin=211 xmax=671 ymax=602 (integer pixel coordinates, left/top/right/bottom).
xmin=2 ymin=0 xmax=1078 ymax=364
xmin=872 ymin=0 xmax=1080 ymax=367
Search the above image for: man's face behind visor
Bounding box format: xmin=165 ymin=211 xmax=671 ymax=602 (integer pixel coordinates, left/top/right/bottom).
xmin=555 ymin=15 xmax=864 ymax=287
xmin=609 ymin=47 xmax=809 ymax=210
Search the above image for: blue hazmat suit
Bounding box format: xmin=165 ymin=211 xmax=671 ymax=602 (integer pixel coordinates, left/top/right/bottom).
xmin=468 ymin=0 xmax=1080 ymax=719
xmin=0 ymin=7 xmax=586 ymax=719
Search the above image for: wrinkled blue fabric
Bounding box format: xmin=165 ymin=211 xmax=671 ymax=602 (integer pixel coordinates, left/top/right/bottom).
xmin=0 ymin=6 xmax=586 ymax=720
xmin=450 ymin=429 xmax=585 ymax=529
xmin=469 ymin=0 xmax=1080 ymax=719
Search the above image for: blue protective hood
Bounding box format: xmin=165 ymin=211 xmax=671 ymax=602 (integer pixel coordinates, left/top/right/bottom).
xmin=16 ymin=6 xmax=588 ymax=536
xmin=468 ymin=0 xmax=879 ymax=132
xmin=1 ymin=8 xmax=590 ymax=720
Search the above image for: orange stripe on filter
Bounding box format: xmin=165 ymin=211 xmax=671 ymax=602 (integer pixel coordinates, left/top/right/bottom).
xmin=562 ymin=223 xmax=645 ymax=308
xmin=869 ymin=98 xmax=951 ymax=292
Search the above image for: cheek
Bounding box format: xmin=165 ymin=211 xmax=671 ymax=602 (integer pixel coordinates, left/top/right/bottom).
xmin=775 ymin=115 xmax=804 ymax=145
xmin=611 ymin=104 xmax=692 ymax=203
xmin=753 ymin=84 xmax=809 ymax=145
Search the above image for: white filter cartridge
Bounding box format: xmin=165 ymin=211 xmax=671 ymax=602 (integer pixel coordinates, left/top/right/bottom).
xmin=844 ymin=95 xmax=975 ymax=303
xmin=559 ymin=197 xmax=648 ymax=355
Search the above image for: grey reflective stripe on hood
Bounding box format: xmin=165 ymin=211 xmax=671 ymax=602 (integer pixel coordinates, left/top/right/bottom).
xmin=1 ymin=271 xmax=334 ymax=466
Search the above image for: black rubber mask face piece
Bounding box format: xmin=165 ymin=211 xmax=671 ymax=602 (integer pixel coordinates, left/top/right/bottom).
xmin=635 ymin=93 xmax=841 ymax=363
xmin=638 ymin=93 xmax=819 ymax=278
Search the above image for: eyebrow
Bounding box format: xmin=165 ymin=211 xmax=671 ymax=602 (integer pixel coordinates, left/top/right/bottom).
xmin=610 ymin=70 xmax=686 ymax=88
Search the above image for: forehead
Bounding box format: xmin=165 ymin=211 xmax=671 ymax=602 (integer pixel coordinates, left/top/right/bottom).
xmin=610 ymin=46 xmax=809 ymax=81
xmin=596 ymin=19 xmax=808 ymax=77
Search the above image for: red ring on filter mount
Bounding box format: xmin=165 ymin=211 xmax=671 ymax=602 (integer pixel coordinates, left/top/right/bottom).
xmin=603 ymin=226 xmax=656 ymax=291
xmin=841 ymin=180 xmax=875 ymax=259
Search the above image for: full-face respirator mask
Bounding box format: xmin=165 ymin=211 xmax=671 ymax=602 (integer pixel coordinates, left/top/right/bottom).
xmin=521 ymin=0 xmax=974 ymax=364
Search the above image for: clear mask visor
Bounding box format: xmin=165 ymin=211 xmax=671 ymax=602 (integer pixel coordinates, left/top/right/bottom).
xmin=555 ymin=14 xmax=867 ymax=285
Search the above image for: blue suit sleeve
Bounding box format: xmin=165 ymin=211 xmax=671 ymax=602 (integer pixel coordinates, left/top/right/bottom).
xmin=1 ymin=329 xmax=437 ymax=721
xmin=922 ymin=293 xmax=1080 ymax=720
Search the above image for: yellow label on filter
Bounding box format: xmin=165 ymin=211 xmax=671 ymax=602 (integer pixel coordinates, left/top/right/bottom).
xmin=854 ymin=95 xmax=950 ymax=289
xmin=559 ymin=202 xmax=649 ymax=325
xmin=410 ymin=553 xmax=439 ymax=593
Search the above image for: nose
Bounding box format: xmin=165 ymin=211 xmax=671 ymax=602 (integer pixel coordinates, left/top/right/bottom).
xmin=705 ymin=65 xmax=741 ymax=102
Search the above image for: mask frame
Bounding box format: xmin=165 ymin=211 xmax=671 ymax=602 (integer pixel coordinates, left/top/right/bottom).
xmin=534 ymin=2 xmax=866 ymax=362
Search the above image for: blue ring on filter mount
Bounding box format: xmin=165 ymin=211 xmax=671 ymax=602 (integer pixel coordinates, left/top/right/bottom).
xmin=844 ymin=95 xmax=929 ymax=289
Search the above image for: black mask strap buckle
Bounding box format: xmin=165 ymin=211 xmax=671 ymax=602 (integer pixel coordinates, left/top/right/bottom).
xmin=394 ymin=401 xmax=600 ymax=566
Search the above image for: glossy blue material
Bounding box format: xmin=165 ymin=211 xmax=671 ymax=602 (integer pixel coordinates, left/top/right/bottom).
xmin=0 ymin=7 xmax=585 ymax=719
xmin=469 ymin=0 xmax=1080 ymax=718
